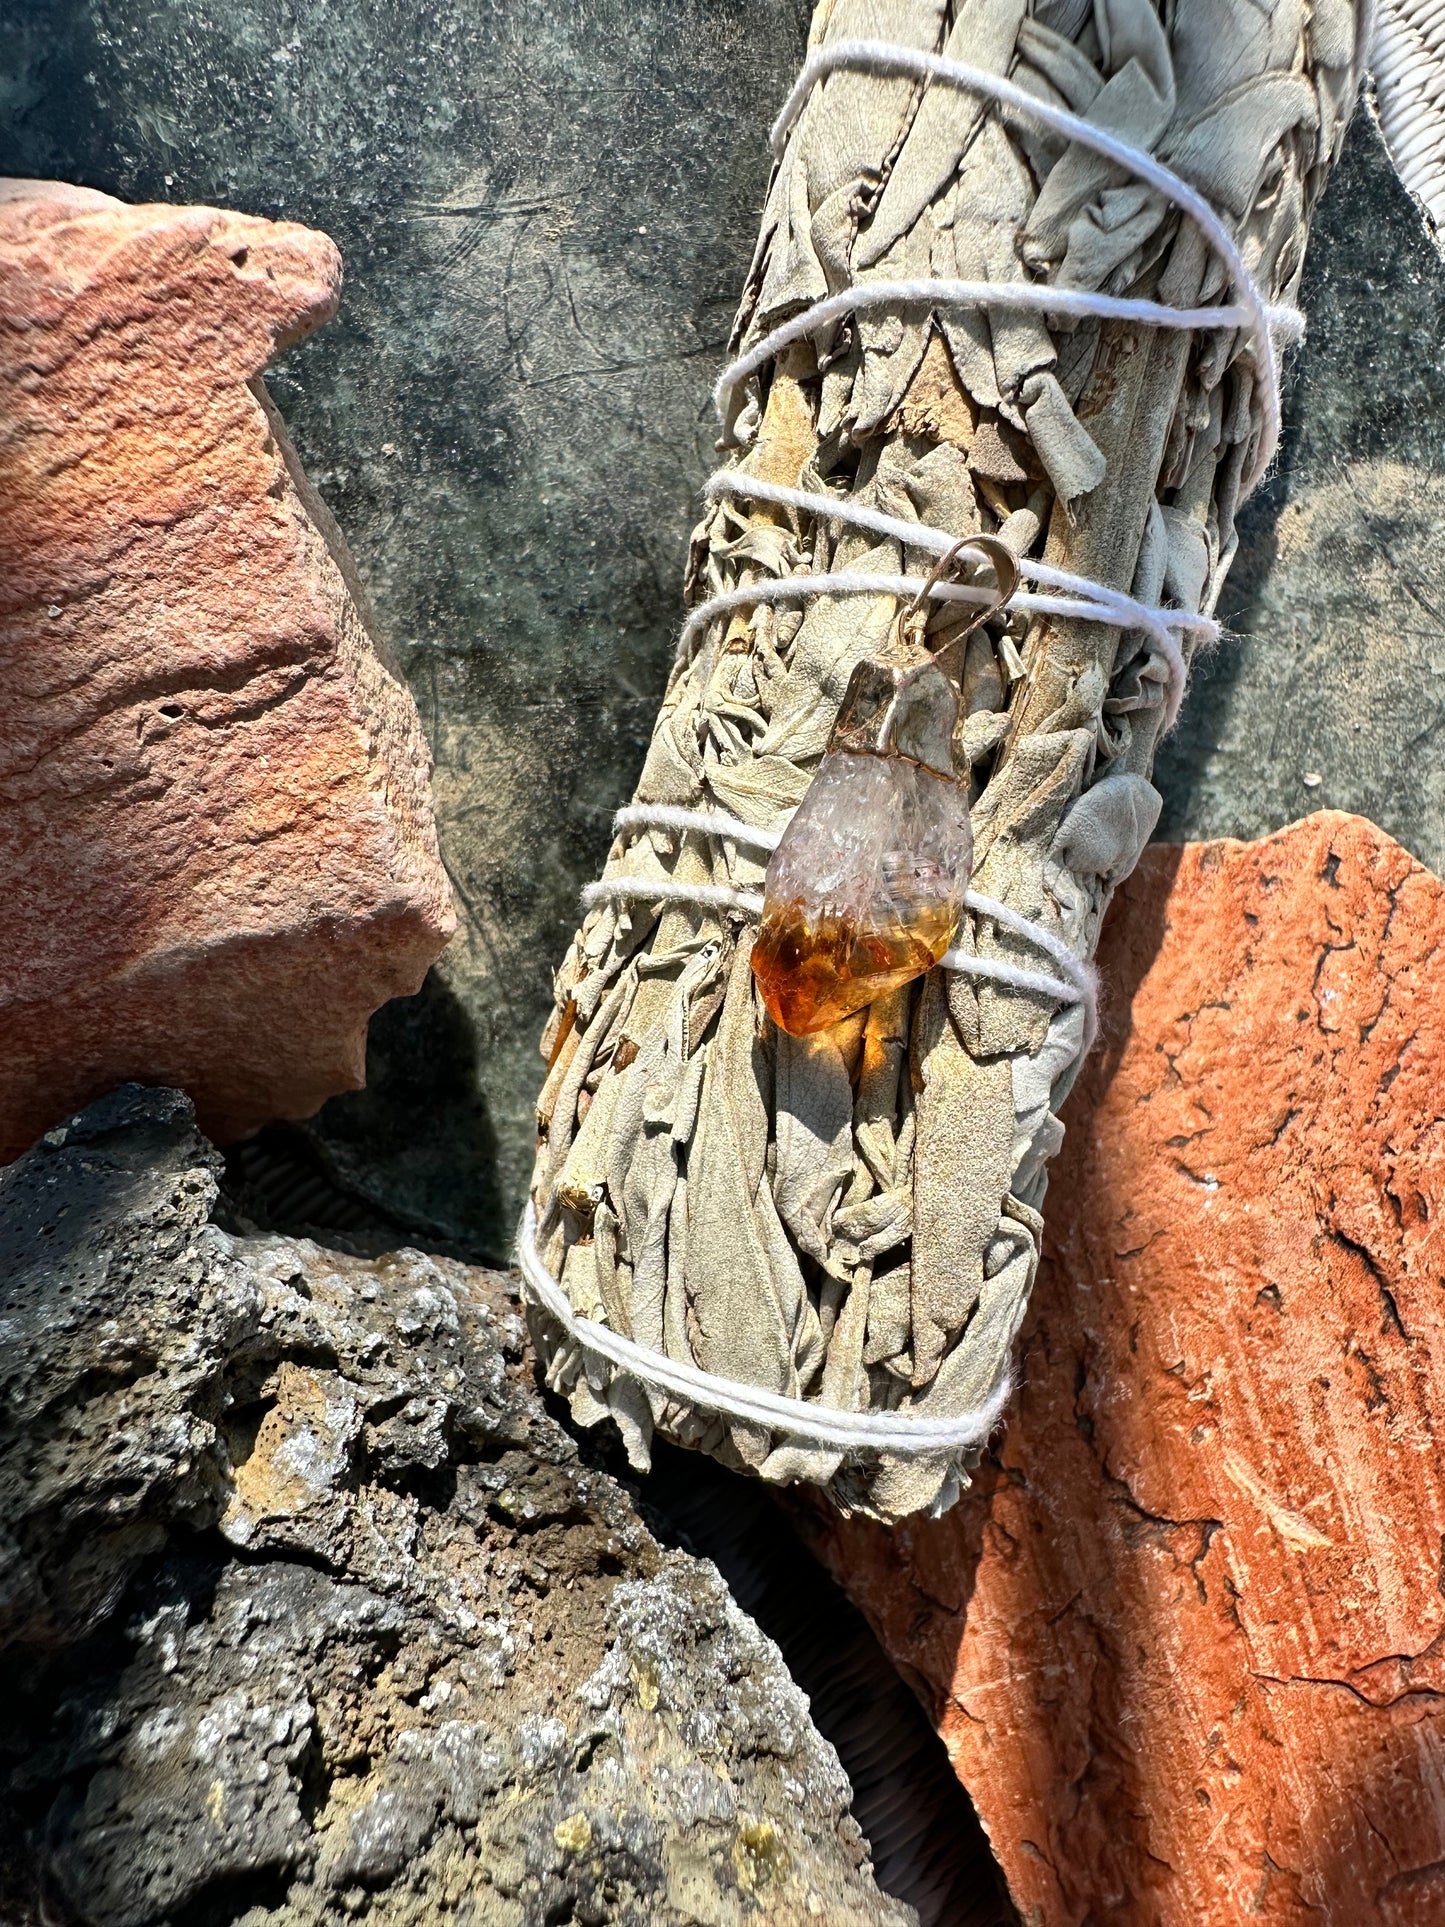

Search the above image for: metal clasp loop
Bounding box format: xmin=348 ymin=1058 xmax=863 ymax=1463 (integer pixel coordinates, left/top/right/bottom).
xmin=896 ymin=533 xmax=1021 ymax=653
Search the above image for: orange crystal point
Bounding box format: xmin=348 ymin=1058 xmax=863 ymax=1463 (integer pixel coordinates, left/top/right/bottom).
xmin=750 ymin=750 xmax=972 ymax=1037
xmin=752 ymin=900 xmax=959 ymax=1034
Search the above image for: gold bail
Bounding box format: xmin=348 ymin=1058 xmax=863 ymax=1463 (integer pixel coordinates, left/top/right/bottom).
xmin=897 ymin=533 xmax=1021 ymax=653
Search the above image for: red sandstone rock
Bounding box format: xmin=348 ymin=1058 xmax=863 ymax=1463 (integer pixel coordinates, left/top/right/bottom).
xmin=805 ymin=812 xmax=1445 ymax=1927
xmin=0 ymin=181 xmax=453 ymax=1156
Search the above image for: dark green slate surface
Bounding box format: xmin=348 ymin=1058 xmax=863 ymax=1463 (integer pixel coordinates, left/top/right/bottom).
xmin=1158 ymin=108 xmax=1445 ymax=870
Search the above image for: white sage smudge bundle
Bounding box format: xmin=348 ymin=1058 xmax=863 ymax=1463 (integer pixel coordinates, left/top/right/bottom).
xmin=523 ymin=0 xmax=1370 ymax=1521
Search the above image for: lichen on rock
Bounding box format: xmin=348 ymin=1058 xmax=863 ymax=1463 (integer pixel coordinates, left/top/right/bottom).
xmin=0 ymin=1084 xmax=914 ymax=1927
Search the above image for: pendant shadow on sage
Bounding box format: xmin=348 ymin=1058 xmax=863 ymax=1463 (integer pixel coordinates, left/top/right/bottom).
xmin=752 ymin=538 xmax=1019 ymax=1038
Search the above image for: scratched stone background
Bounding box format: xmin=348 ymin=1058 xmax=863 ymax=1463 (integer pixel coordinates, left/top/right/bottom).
xmin=3 ymin=3 xmax=1443 ymax=1258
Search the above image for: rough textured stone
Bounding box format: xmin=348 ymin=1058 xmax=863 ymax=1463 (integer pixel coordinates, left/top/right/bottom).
xmin=0 ymin=1084 xmax=916 ymax=1927
xmin=802 ymin=811 xmax=1445 ymax=1927
xmin=0 ymin=182 xmax=453 ymax=1161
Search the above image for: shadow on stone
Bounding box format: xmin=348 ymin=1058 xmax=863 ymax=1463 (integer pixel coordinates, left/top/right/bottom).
xmin=636 ymin=1440 xmax=1018 ymax=1927
xmin=220 ymin=968 xmax=507 ymax=1263
xmin=1154 ymin=455 xmax=1291 ymax=846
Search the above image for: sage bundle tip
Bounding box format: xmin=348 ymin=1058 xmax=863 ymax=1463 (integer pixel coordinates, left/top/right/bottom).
xmin=523 ymin=0 xmax=1369 ymax=1523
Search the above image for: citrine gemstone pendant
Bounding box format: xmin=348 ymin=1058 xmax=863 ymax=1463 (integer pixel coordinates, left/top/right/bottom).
xmin=751 ymin=537 xmax=1019 ymax=1038
xmin=751 ymin=748 xmax=974 ymax=1034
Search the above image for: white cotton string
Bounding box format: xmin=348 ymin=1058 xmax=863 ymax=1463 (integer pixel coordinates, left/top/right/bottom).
xmin=714 ymin=277 xmax=1303 ymax=426
xmin=597 ymin=802 xmax=1096 ymax=1035
xmin=703 ymin=471 xmax=1212 ymax=647
xmin=675 ymin=571 xmax=1198 ymax=711
xmin=679 ymin=572 xmax=992 ymax=660
xmin=952 ymin=886 xmax=1093 ymax=1006
xmin=613 ymin=801 xmax=780 ymax=849
xmin=766 ymin=36 xmax=1285 ymax=488
xmin=518 ymin=1199 xmax=1015 ymax=1455
xmin=581 ymin=873 xmax=764 ymax=916
xmin=704 ymin=470 xmax=1201 ymax=722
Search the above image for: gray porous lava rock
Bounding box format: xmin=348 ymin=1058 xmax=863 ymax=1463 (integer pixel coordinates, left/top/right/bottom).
xmin=0 ymin=1085 xmax=916 ymax=1927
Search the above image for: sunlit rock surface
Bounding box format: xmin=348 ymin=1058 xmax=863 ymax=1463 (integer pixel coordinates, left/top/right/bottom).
xmin=0 ymin=182 xmax=453 ymax=1160
xmin=1156 ymin=111 xmax=1445 ymax=871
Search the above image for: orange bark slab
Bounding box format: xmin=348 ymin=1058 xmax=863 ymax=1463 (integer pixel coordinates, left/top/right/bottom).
xmin=0 ymin=181 xmax=453 ymax=1156
xmin=806 ymin=811 xmax=1445 ymax=1927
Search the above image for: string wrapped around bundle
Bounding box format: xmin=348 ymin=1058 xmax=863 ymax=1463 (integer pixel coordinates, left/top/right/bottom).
xmin=521 ymin=0 xmax=1371 ymax=1521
